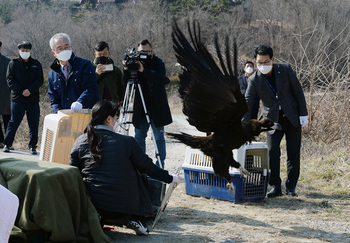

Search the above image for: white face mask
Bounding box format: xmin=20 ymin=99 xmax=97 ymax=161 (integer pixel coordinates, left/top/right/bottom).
xmin=20 ymin=51 xmax=31 ymax=60
xmin=245 ymin=67 xmax=254 ymax=74
xmin=113 ymin=120 xmax=119 ymax=132
xmin=257 ymin=65 xmax=272 ymax=74
xmin=56 ymin=50 xmax=72 ymax=61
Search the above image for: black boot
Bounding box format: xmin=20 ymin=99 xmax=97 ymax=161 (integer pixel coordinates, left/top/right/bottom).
xmin=286 ymin=187 xmax=297 ymax=196
xmin=267 ymin=186 xmax=282 ymax=198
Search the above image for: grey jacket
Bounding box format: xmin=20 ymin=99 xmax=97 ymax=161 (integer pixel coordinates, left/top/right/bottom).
xmin=0 ymin=54 xmax=11 ymax=114
xmin=244 ymin=63 xmax=308 ymax=127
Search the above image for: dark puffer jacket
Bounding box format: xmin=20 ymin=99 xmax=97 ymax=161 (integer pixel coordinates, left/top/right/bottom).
xmin=70 ymin=126 xmax=173 ymax=216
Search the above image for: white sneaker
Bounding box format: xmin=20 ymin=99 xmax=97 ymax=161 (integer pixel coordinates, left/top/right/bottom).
xmin=126 ymin=220 xmax=149 ymax=236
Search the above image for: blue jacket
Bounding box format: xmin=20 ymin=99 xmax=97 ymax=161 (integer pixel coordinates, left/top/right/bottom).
xmin=48 ymin=53 xmax=100 ymax=113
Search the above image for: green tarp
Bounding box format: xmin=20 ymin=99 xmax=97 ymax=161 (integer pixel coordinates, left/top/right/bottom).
xmin=0 ymin=158 xmax=111 ymax=243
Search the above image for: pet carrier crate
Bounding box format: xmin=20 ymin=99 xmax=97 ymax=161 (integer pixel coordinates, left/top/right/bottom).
xmin=39 ymin=109 xmax=91 ymax=165
xmin=182 ymin=142 xmax=269 ymax=203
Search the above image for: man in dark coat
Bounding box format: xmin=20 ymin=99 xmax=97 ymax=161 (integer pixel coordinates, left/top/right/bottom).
xmin=123 ymin=39 xmax=172 ymax=169
xmin=48 ymin=33 xmax=100 ymax=114
xmin=0 ymin=41 xmax=11 ymax=148
xmin=238 ymin=60 xmax=259 ymax=119
xmin=243 ymin=45 xmax=308 ymax=198
xmin=3 ymin=41 xmax=43 ymax=154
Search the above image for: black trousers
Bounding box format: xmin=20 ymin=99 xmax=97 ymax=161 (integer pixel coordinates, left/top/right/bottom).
xmin=0 ymin=114 xmax=11 ymax=143
xmin=266 ymin=112 xmax=301 ymax=189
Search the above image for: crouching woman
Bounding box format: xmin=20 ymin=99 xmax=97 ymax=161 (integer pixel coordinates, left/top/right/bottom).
xmin=70 ymin=100 xmax=179 ymax=236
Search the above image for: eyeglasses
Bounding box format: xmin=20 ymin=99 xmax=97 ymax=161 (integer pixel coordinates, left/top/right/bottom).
xmin=138 ymin=50 xmax=152 ymax=54
xmin=256 ymin=60 xmax=272 ymax=66
xmin=54 ymin=45 xmax=71 ymax=52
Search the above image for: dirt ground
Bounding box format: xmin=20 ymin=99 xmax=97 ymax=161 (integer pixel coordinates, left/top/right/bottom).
xmin=104 ymin=114 xmax=350 ymax=243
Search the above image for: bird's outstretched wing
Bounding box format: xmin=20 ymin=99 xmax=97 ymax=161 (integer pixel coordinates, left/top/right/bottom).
xmin=172 ymin=21 xmax=248 ymax=133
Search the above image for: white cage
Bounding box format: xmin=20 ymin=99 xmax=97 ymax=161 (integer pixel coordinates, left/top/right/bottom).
xmin=182 ymin=142 xmax=269 ymax=202
xmin=39 ymin=109 xmax=91 ymax=165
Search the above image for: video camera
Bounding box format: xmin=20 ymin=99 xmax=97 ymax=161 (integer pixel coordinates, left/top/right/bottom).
xmin=123 ymin=48 xmax=148 ymax=75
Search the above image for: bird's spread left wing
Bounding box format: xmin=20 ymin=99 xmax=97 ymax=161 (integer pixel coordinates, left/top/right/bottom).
xmin=172 ymin=21 xmax=248 ymax=133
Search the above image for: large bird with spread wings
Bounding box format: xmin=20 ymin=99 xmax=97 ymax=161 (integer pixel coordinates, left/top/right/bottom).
xmin=169 ymin=21 xmax=279 ymax=192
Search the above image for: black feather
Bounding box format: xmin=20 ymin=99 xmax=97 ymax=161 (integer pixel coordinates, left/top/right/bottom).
xmin=171 ymin=20 xmax=276 ymax=184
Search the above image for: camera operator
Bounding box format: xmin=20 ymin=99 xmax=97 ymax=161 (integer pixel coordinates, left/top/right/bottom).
xmin=123 ymin=39 xmax=172 ymax=169
xmin=93 ymin=41 xmax=124 ymax=105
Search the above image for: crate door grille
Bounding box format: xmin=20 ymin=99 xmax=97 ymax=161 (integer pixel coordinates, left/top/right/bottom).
xmin=244 ymin=148 xmax=268 ymax=199
xmin=42 ymin=129 xmax=54 ymax=161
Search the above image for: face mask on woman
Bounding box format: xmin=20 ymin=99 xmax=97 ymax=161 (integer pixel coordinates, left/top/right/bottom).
xmin=113 ymin=120 xmax=119 ymax=132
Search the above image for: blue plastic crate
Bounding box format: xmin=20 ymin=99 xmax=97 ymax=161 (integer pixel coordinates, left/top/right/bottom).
xmin=183 ymin=168 xmax=245 ymax=202
xmin=182 ymin=144 xmax=269 ymax=203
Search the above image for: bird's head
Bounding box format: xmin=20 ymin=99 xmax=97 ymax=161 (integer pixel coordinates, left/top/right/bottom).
xmin=258 ymin=118 xmax=282 ymax=132
xmin=246 ymin=118 xmax=282 ymax=137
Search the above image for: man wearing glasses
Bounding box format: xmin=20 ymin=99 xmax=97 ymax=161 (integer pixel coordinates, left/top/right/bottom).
xmin=123 ymin=39 xmax=172 ymax=169
xmin=48 ymin=33 xmax=100 ymax=113
xmin=243 ymin=45 xmax=308 ymax=198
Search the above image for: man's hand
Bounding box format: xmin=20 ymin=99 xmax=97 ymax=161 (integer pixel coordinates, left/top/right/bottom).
xmin=138 ymin=61 xmax=144 ymax=72
xmin=71 ymin=101 xmax=83 ymax=113
xmin=95 ymin=64 xmax=106 ymax=75
xmin=299 ymin=116 xmax=308 ymax=128
xmin=22 ymin=89 xmax=31 ymax=97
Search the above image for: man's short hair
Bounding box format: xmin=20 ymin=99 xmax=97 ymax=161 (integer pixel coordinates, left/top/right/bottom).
xmin=94 ymin=41 xmax=109 ymax=51
xmin=49 ymin=33 xmax=71 ymax=50
xmin=138 ymin=39 xmax=152 ymax=48
xmin=17 ymin=41 xmax=32 ymax=50
xmin=244 ymin=61 xmax=254 ymax=67
xmin=0 ymin=41 xmax=2 ymax=47
xmin=254 ymin=45 xmax=273 ymax=59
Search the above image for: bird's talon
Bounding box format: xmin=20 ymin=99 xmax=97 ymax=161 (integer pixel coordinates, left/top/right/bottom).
xmin=240 ymin=167 xmax=251 ymax=177
xmin=226 ymin=182 xmax=235 ymax=196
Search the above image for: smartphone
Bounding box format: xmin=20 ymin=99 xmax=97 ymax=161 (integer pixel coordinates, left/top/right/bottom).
xmin=104 ymin=64 xmax=113 ymax=71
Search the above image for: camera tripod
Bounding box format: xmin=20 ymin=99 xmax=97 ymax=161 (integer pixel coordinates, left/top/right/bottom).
xmin=117 ymin=74 xmax=164 ymax=169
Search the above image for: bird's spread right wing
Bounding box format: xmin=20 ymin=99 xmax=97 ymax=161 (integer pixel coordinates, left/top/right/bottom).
xmin=172 ymin=21 xmax=248 ymax=133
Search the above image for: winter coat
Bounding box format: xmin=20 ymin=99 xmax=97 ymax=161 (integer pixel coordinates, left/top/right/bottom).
xmin=70 ymin=126 xmax=173 ymax=216
xmin=6 ymin=57 xmax=43 ymax=103
xmin=123 ymin=55 xmax=172 ymax=129
xmin=48 ymin=53 xmax=100 ymax=113
xmin=0 ymin=54 xmax=11 ymax=114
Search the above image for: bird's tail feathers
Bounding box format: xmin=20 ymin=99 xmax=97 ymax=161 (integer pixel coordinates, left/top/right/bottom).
xmin=166 ymin=132 xmax=208 ymax=149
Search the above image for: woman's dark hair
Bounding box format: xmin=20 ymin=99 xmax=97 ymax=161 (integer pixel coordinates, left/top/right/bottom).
xmin=85 ymin=100 xmax=119 ymax=166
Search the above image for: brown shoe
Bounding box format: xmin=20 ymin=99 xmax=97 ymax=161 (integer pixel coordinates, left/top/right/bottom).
xmin=0 ymin=143 xmax=4 ymax=149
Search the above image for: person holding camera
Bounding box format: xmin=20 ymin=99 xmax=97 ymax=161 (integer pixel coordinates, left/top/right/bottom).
xmin=123 ymin=39 xmax=172 ymax=169
xmin=93 ymin=41 xmax=124 ymax=105
xmin=70 ymin=100 xmax=180 ymax=236
xmin=48 ymin=33 xmax=100 ymax=114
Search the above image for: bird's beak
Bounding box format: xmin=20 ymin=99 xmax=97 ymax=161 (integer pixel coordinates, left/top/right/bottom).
xmin=271 ymin=123 xmax=282 ymax=130
xmin=261 ymin=123 xmax=282 ymax=132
